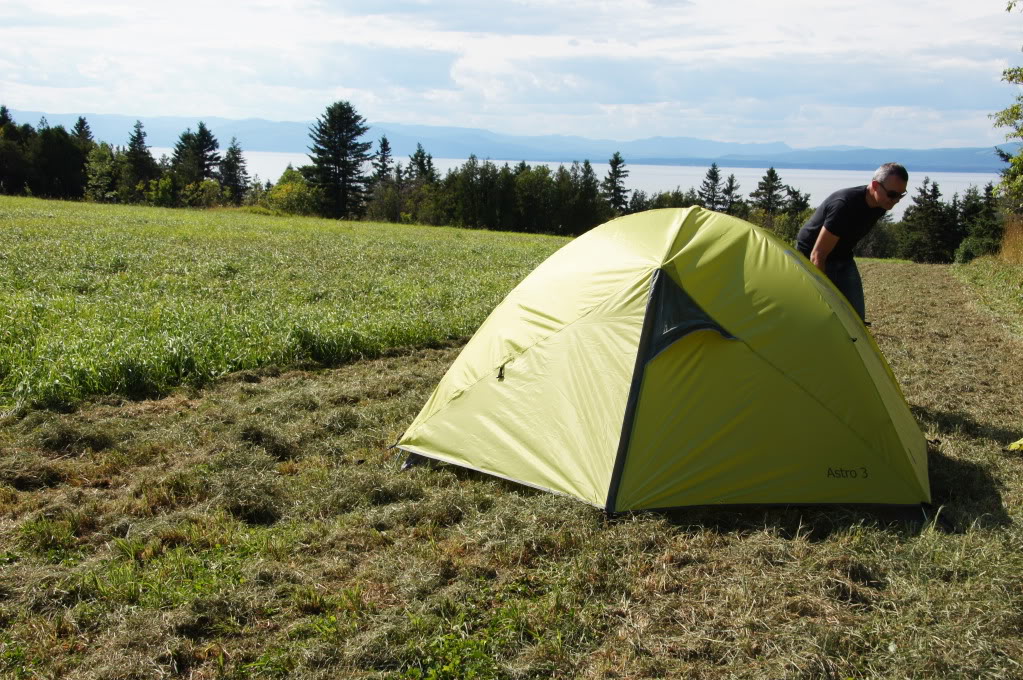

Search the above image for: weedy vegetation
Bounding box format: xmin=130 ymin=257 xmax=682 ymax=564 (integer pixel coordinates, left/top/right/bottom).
xmin=1 ymin=197 xmax=1021 ymax=679
xmin=0 ymin=197 xmax=561 ymax=412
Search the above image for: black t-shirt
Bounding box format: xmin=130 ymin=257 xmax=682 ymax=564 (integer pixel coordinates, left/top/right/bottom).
xmin=795 ymin=185 xmax=886 ymax=260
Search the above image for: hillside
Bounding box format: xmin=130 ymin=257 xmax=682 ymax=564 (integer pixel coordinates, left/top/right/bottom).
xmin=1 ymin=198 xmax=1021 ymax=678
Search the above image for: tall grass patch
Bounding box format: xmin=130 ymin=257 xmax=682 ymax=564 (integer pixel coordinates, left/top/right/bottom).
xmin=0 ymin=197 xmax=564 ymax=411
xmin=1002 ymin=213 xmax=1023 ymax=265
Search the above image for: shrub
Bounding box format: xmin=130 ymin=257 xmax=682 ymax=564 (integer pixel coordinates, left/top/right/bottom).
xmin=263 ymin=181 xmax=322 ymax=216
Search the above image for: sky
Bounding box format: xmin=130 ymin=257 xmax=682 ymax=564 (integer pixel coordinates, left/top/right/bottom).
xmin=2 ymin=0 xmax=1021 ymax=149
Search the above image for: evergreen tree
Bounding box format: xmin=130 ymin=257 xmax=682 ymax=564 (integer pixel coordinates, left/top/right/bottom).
xmin=72 ymin=117 xmax=94 ymax=146
xmin=783 ymin=185 xmax=811 ymax=215
xmin=601 ymin=151 xmax=630 ymax=214
xmin=573 ymin=160 xmax=606 ymax=234
xmin=408 ymin=143 xmax=438 ymax=185
xmin=372 ymin=135 xmax=393 ymax=185
xmin=515 ymin=164 xmax=555 ymax=233
xmin=0 ymin=108 xmax=32 ymax=194
xmin=749 ymin=167 xmax=786 ymax=216
xmin=954 ymin=183 xmax=1004 ymax=262
xmin=774 ymin=185 xmax=813 ymax=242
xmin=218 ymin=137 xmax=249 ymax=205
xmin=627 ymin=189 xmax=650 ymax=214
xmin=121 ymin=120 xmax=159 ymax=202
xmin=897 ymin=178 xmax=961 ymax=263
xmin=308 ymin=100 xmax=373 ymax=218
xmin=698 ymin=162 xmax=723 ymax=211
xmin=172 ymin=121 xmax=221 ymax=187
xmin=29 ymin=125 xmax=87 ymax=199
xmin=720 ymin=173 xmax=746 ymax=216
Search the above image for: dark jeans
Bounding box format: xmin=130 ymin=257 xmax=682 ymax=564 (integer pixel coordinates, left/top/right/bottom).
xmin=823 ymin=257 xmax=866 ymax=321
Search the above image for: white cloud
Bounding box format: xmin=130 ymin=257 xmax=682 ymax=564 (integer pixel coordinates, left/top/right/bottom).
xmin=1 ymin=0 xmax=1021 ymax=147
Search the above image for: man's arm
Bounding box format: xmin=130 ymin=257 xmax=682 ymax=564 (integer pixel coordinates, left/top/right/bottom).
xmin=810 ymin=226 xmax=840 ymax=271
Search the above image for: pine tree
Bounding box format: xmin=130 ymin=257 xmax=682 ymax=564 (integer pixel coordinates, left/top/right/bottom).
xmin=954 ymin=183 xmax=1004 ymax=262
xmin=72 ymin=117 xmax=93 ymax=145
xmin=0 ymin=108 xmax=31 ymax=195
xmin=749 ymin=167 xmax=786 ymax=216
xmin=308 ymin=101 xmax=373 ymax=218
xmin=720 ymin=173 xmax=746 ymax=216
xmin=698 ymin=163 xmax=723 ymax=211
xmin=898 ymin=178 xmax=961 ymax=263
xmin=172 ymin=122 xmax=221 ymax=187
xmin=219 ymin=137 xmax=249 ymax=205
xmin=408 ymin=143 xmax=438 ymax=185
xmin=120 ymin=120 xmax=159 ymax=202
xmin=575 ymin=160 xmax=607 ymax=234
xmin=601 ymin=151 xmax=630 ymax=214
xmin=29 ymin=125 xmax=87 ymax=199
xmin=372 ymin=135 xmax=393 ymax=185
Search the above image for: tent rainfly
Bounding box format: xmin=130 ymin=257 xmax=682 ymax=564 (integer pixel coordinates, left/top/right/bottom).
xmin=397 ymin=207 xmax=930 ymax=512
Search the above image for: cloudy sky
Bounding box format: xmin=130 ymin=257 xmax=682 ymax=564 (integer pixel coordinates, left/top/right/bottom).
xmin=2 ymin=0 xmax=1021 ymax=149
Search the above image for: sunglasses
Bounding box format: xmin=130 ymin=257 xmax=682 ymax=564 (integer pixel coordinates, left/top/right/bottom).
xmin=875 ymin=181 xmax=906 ymax=201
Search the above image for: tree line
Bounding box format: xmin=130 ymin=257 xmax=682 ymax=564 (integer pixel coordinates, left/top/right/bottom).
xmin=0 ymin=106 xmax=249 ymax=207
xmin=0 ymin=101 xmax=1007 ymax=263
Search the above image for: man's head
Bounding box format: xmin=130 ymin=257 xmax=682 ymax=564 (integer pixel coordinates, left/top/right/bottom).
xmin=869 ymin=162 xmax=909 ymax=210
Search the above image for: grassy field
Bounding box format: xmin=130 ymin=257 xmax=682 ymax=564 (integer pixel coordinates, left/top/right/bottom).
xmin=1 ymin=198 xmax=1022 ymax=679
xmin=0 ymin=197 xmax=562 ymax=412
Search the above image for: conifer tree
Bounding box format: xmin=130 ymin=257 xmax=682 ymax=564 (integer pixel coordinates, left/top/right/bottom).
xmin=575 ymin=160 xmax=606 ymax=234
xmin=30 ymin=125 xmax=87 ymax=199
xmin=408 ymin=143 xmax=438 ymax=184
xmin=72 ymin=117 xmax=93 ymax=146
xmin=698 ymin=162 xmax=723 ymax=211
xmin=601 ymin=151 xmax=630 ymax=214
xmin=720 ymin=173 xmax=746 ymax=216
xmin=954 ymin=183 xmax=1004 ymax=262
xmin=120 ymin=120 xmax=159 ymax=202
xmin=172 ymin=121 xmax=220 ymax=187
xmin=308 ymin=100 xmax=373 ymax=218
xmin=749 ymin=167 xmax=786 ymax=216
xmin=372 ymin=135 xmax=393 ymax=185
xmin=0 ymin=108 xmax=31 ymax=195
xmin=897 ymin=178 xmax=960 ymax=263
xmin=219 ymin=137 xmax=249 ymax=204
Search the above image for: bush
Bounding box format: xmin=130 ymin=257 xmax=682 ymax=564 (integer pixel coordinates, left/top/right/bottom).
xmin=263 ymin=181 xmax=322 ymax=216
xmin=181 ymin=180 xmax=224 ymax=208
xmin=954 ymin=236 xmax=1002 ymax=264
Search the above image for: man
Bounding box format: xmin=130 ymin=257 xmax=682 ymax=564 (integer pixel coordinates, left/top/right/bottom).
xmin=795 ymin=162 xmax=908 ymax=321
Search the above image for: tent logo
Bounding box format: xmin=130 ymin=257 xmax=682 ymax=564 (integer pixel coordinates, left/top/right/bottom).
xmin=828 ymin=467 xmax=869 ymax=479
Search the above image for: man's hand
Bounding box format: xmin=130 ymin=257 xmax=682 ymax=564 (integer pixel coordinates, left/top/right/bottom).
xmin=810 ymin=226 xmax=840 ymax=271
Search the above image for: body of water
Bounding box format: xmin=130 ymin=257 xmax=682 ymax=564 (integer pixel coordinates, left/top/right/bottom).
xmin=152 ymin=148 xmax=1001 ymax=222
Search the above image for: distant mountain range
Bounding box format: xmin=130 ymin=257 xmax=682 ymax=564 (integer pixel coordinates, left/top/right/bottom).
xmin=12 ymin=109 xmax=1016 ymax=173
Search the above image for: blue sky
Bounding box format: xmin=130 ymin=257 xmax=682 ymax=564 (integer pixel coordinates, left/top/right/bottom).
xmin=1 ymin=0 xmax=1021 ymax=149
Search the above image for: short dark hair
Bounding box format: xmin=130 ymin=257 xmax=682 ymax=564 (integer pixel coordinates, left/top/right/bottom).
xmin=873 ymin=162 xmax=908 ymax=184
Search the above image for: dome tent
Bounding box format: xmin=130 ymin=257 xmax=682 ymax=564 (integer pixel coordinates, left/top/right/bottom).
xmin=397 ymin=207 xmax=930 ymax=512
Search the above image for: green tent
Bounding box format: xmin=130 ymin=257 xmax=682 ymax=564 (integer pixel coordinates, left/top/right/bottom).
xmin=398 ymin=207 xmax=930 ymax=511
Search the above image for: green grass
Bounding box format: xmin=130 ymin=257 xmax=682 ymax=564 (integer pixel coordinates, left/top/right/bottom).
xmin=0 ymin=197 xmax=564 ymax=411
xmin=954 ymin=255 xmax=1023 ymax=337
xmin=1 ymin=201 xmax=1022 ymax=678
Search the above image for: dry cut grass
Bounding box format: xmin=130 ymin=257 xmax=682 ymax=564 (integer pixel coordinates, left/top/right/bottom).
xmin=0 ymin=260 xmax=1021 ymax=679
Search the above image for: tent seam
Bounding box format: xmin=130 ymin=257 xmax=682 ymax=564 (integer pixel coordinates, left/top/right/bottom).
xmin=406 ymin=209 xmax=695 ymax=436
